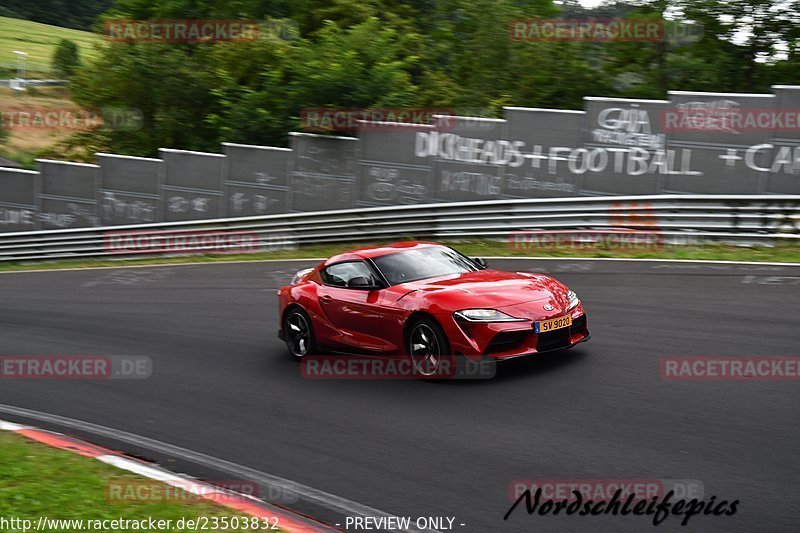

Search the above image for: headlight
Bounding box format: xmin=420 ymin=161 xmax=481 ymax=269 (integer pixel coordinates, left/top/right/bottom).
xmin=454 ymin=309 xmax=526 ymax=322
xmin=567 ymin=290 xmax=580 ymax=311
xmin=291 ymin=268 xmax=314 ymax=285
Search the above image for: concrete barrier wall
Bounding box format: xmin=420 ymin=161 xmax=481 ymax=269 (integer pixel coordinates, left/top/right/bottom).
xmin=357 ymin=123 xmax=434 ymax=207
xmin=503 ymin=107 xmax=584 ymax=198
xmin=0 ymin=167 xmax=39 ymax=231
xmin=580 ymin=97 xmax=669 ymax=195
xmin=765 ymin=86 xmax=800 ymax=194
xmin=1 ymin=86 xmax=798 ymax=232
xmin=663 ymin=91 xmax=776 ymax=195
xmin=289 ymin=132 xmax=358 ymax=212
xmin=38 ymin=159 xmax=100 ymax=230
xmin=222 ymin=142 xmax=290 ymax=217
xmin=428 ymin=115 xmax=508 ymax=203
xmin=98 ymin=153 xmax=161 ymax=225
xmin=160 ymin=148 xmax=226 ymax=222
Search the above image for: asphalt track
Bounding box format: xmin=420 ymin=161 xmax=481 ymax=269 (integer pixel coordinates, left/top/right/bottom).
xmin=0 ymin=258 xmax=798 ymax=533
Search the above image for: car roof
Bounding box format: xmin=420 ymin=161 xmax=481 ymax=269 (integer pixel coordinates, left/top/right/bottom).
xmin=323 ymin=241 xmax=440 ymax=265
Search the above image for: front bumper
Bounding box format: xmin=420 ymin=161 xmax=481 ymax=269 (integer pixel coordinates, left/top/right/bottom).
xmin=438 ymin=305 xmax=590 ymax=362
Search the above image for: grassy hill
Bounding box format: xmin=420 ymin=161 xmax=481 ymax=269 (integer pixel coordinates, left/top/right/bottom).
xmin=0 ymin=17 xmax=106 ymax=166
xmin=0 ymin=16 xmax=102 ymax=77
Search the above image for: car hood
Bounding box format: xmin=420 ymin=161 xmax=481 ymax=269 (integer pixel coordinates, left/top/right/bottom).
xmin=395 ymin=269 xmax=567 ymax=309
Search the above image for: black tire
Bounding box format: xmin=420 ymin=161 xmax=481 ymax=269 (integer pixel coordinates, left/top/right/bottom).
xmin=283 ymin=307 xmax=315 ymax=360
xmin=406 ymin=317 xmax=451 ymax=379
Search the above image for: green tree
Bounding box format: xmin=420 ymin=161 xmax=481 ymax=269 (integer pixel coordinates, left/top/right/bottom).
xmin=675 ymin=0 xmax=800 ymax=87
xmin=69 ymin=41 xmax=221 ymax=156
xmin=52 ymin=39 xmax=82 ymax=78
xmin=209 ymin=16 xmax=424 ymax=142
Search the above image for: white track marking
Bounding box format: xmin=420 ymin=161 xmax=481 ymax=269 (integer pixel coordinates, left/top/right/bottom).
xmin=0 ymin=420 xmax=30 ymax=430
xmin=97 ymin=455 xmax=229 ymax=498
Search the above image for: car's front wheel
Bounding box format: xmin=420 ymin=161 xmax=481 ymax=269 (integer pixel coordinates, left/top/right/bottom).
xmin=407 ymin=317 xmax=450 ymax=378
xmin=283 ymin=307 xmax=315 ymax=360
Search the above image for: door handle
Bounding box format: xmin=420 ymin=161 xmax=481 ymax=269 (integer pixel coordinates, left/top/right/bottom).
xmin=320 ymin=295 xmax=333 ymax=303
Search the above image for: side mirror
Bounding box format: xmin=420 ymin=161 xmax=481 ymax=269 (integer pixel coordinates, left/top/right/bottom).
xmin=473 ymin=257 xmax=488 ymax=270
xmin=347 ymin=276 xmax=381 ymax=290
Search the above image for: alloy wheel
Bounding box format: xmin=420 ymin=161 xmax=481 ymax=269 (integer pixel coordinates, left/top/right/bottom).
xmin=286 ymin=312 xmax=311 ymax=357
xmin=409 ymin=323 xmax=442 ymax=376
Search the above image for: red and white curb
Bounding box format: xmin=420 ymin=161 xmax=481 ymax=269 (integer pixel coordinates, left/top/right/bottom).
xmin=0 ymin=419 xmax=340 ymax=533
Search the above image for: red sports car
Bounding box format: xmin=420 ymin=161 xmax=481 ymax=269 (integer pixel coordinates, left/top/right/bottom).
xmin=278 ymin=242 xmax=589 ymax=377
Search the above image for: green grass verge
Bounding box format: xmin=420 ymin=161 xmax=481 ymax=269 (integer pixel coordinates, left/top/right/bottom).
xmin=0 ymin=431 xmax=281 ymax=531
xmin=0 ymin=16 xmax=102 ymax=76
xmin=0 ymin=240 xmax=798 ymax=273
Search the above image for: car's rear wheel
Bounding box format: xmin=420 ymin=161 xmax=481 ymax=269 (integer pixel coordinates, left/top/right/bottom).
xmin=407 ymin=318 xmax=450 ymax=377
xmin=284 ymin=308 xmax=314 ymax=360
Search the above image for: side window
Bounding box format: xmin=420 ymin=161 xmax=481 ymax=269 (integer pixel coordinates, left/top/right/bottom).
xmin=320 ymin=261 xmax=376 ymax=288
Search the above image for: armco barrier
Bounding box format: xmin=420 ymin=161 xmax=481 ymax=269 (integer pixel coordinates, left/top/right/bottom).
xmin=0 ymin=195 xmax=798 ymax=262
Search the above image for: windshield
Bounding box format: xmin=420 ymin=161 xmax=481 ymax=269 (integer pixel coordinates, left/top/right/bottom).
xmin=372 ymin=246 xmax=479 ymax=285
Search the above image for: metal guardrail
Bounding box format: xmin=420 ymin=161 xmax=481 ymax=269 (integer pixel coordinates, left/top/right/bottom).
xmin=0 ymin=195 xmax=798 ymax=262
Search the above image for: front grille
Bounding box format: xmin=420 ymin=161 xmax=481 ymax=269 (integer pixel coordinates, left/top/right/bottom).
xmin=485 ymin=331 xmax=527 ymax=355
